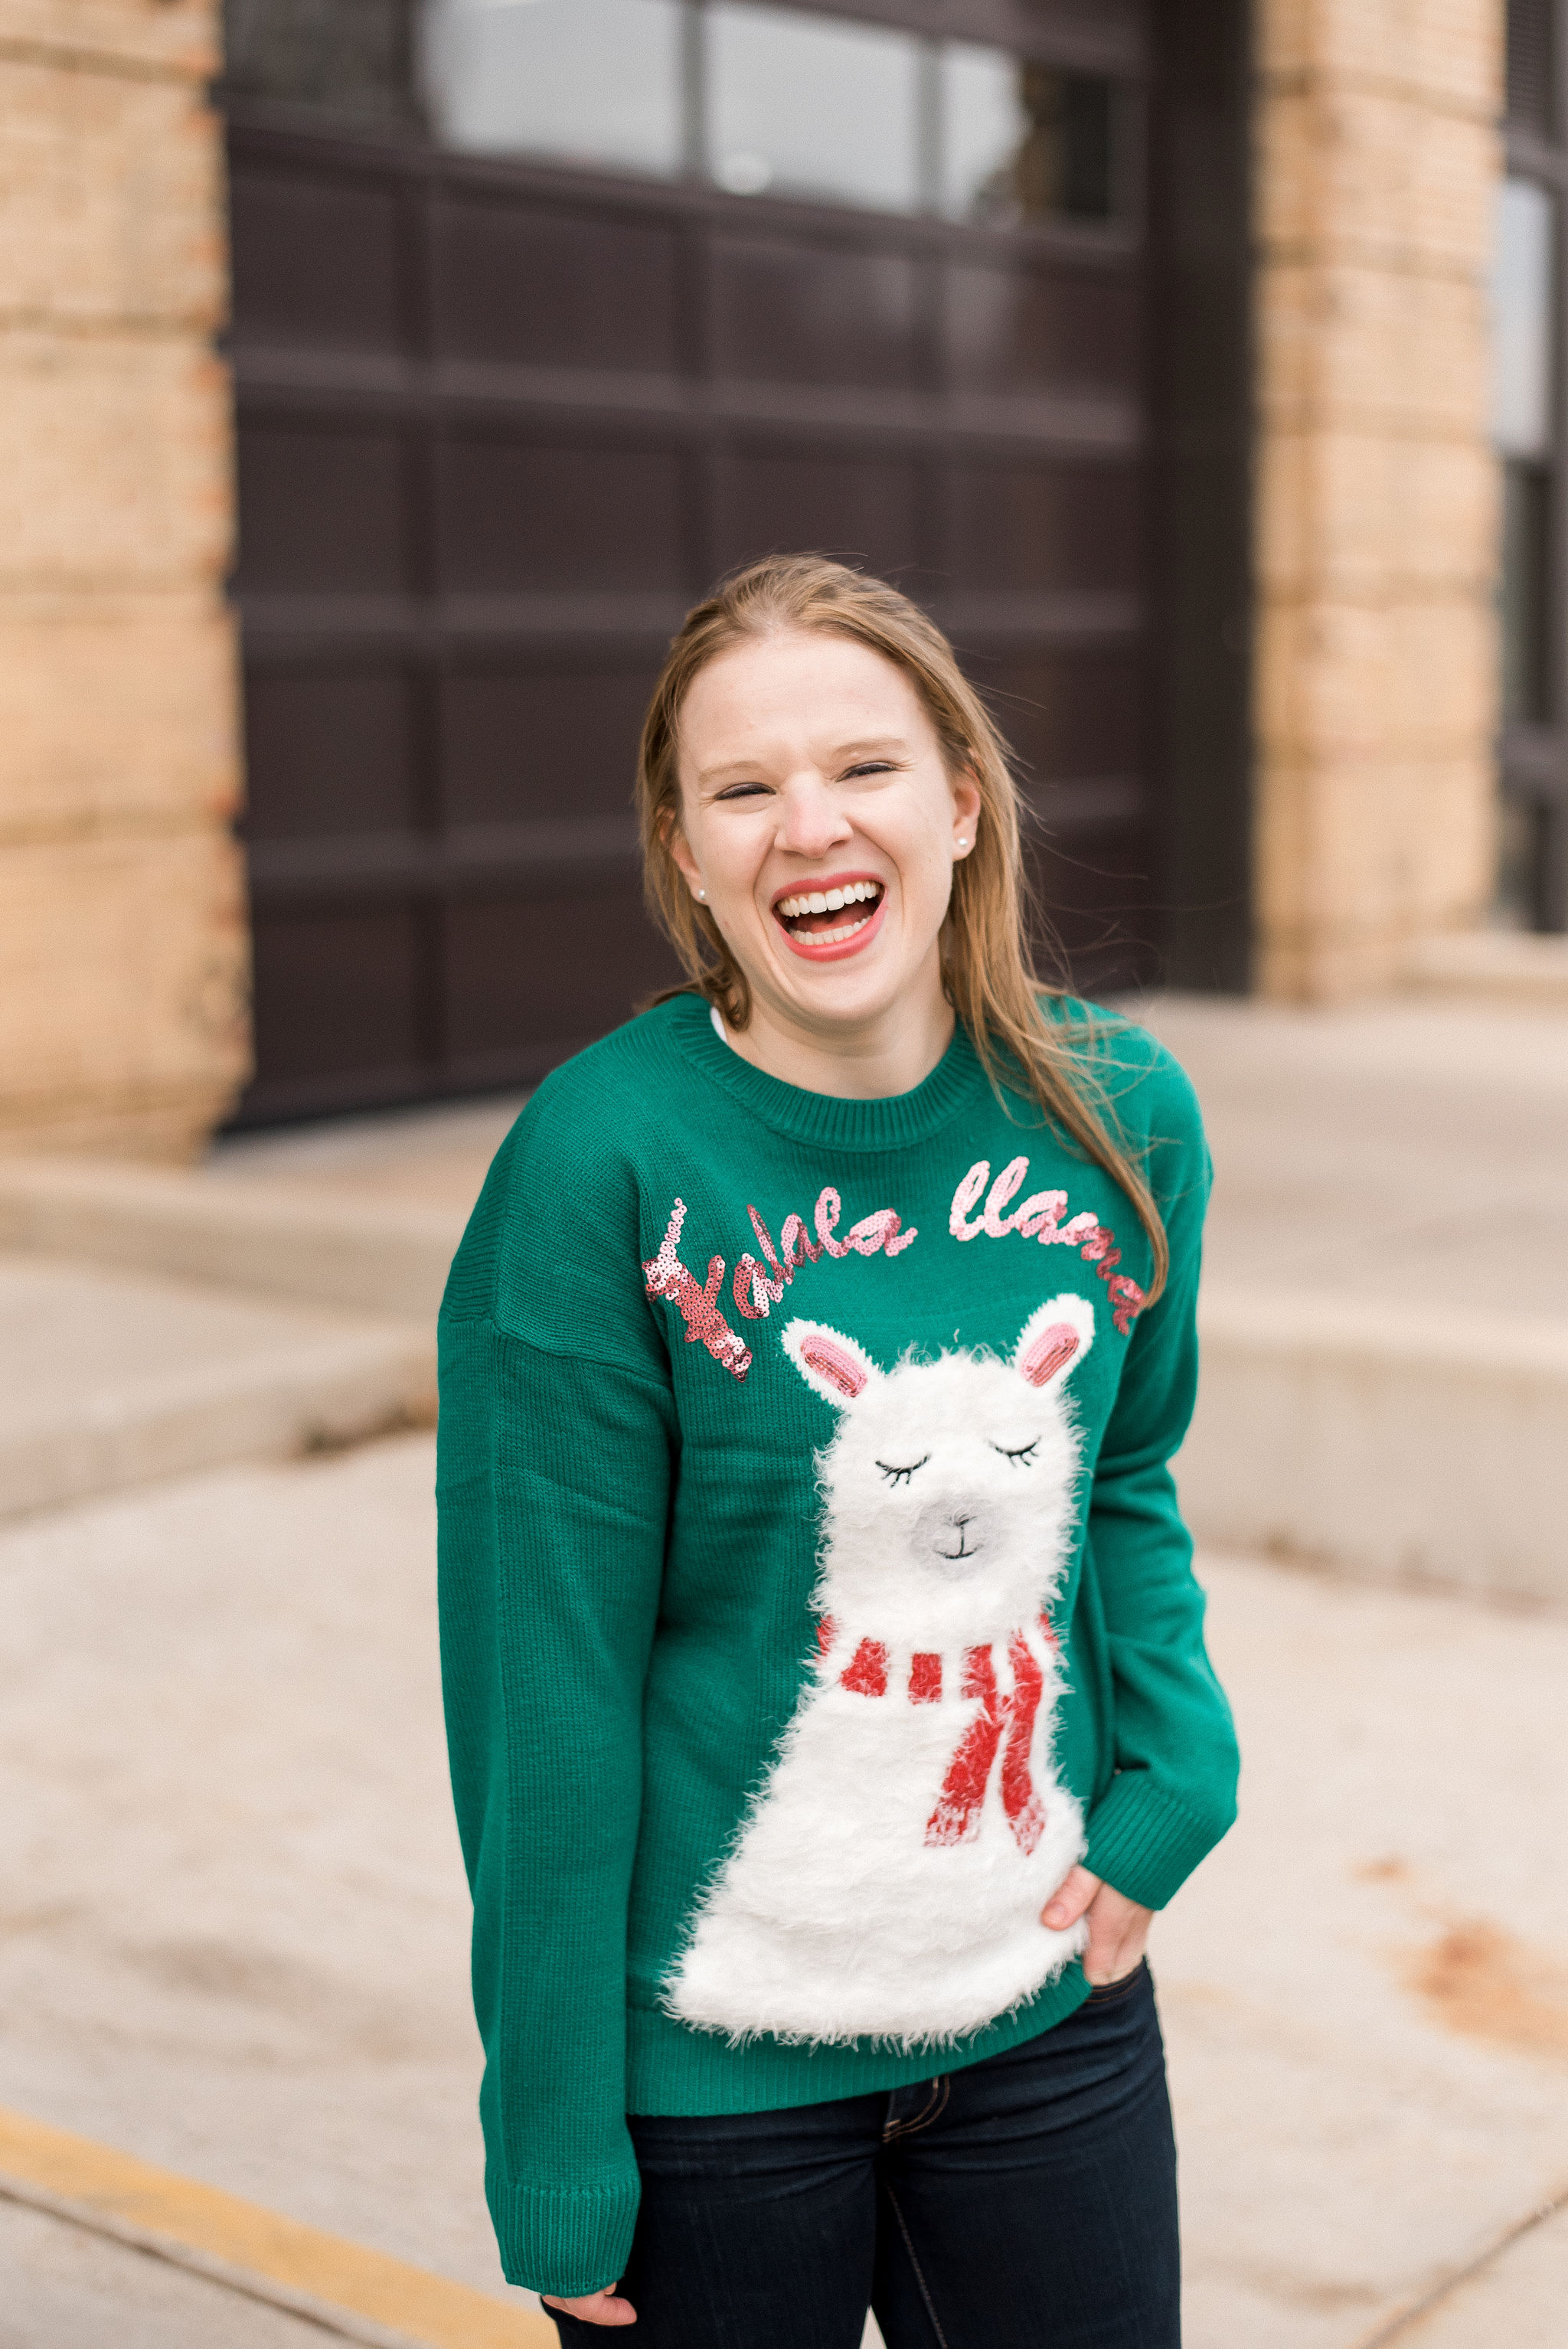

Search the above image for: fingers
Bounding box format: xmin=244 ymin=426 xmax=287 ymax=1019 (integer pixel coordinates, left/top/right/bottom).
xmin=1079 ymin=1881 xmax=1155 ymax=1986
xmin=540 ymin=2285 xmax=638 ymax=2327
xmin=1040 ymin=1863 xmax=1100 ymax=1932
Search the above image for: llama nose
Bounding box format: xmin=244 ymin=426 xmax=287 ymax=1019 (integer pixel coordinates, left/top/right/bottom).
xmin=911 ymin=1495 xmax=995 ymax=1575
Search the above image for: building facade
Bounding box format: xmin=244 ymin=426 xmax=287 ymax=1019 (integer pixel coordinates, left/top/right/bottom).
xmin=0 ymin=0 xmax=1514 ymax=1154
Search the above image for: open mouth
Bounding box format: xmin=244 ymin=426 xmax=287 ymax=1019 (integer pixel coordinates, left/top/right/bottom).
xmin=772 ymin=875 xmax=886 ymax=956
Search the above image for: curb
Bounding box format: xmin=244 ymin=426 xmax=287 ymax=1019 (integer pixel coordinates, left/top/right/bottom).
xmin=0 ymin=1305 xmax=436 ymax=1525
xmin=0 ymin=2106 xmax=550 ymax=2348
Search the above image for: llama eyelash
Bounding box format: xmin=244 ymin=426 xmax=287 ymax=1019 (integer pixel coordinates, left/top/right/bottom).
xmin=992 ymin=1441 xmax=1039 ymax=1466
xmin=875 ymin=1455 xmax=930 ymax=1487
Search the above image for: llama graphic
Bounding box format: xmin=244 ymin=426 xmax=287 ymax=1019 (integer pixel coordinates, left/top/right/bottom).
xmin=665 ymin=1295 xmax=1096 ymax=2047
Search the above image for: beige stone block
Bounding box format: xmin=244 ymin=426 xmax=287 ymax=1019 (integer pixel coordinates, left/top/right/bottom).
xmin=1256 ymin=430 xmax=1313 ymax=596
xmin=1258 ymin=592 xmax=1497 ymax=763
xmin=0 ymin=330 xmax=231 ymax=588
xmin=1256 ymin=260 xmax=1320 ymax=425
xmin=1260 ymin=83 xmax=1497 ymax=273
xmin=1259 ymin=0 xmax=1502 ymax=116
xmin=1300 ymin=266 xmax=1489 ymax=433
xmin=1387 ymin=435 xmax=1498 ymax=587
xmin=0 ymin=0 xmax=220 ymax=83
xmin=1256 ymin=87 xmax=1316 ymax=253
xmin=1295 ymin=433 xmax=1498 ymax=596
xmin=1383 ymin=598 xmax=1498 ymax=751
xmin=0 ymin=596 xmax=238 ymax=840
xmin=1332 ymin=0 xmax=1503 ymax=115
xmin=1257 ymin=603 xmax=1395 ymax=763
xmin=1312 ymin=90 xmax=1497 ymax=270
xmin=1255 ymin=268 xmax=1489 ymax=438
xmin=1256 ymin=0 xmax=1312 ymax=83
xmin=0 ymin=56 xmax=226 ymax=330
xmin=1256 ymin=749 xmax=1494 ymax=992
xmin=0 ymin=831 xmax=250 ymax=1120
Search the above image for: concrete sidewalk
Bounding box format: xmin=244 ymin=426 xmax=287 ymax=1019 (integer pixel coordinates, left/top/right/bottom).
xmin=0 ymin=1433 xmax=1563 ymax=2347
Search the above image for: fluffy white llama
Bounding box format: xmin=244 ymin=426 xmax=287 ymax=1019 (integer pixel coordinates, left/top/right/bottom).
xmin=665 ymin=1294 xmax=1096 ymax=2047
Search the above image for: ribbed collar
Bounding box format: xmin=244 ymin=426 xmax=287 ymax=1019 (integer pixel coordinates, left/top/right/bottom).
xmin=659 ymin=989 xmax=993 ymax=1155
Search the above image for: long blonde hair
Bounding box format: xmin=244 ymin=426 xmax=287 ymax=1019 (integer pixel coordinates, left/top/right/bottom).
xmin=635 ymin=555 xmax=1168 ymax=1306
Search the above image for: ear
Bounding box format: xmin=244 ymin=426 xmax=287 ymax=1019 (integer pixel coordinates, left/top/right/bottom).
xmin=1013 ymin=1293 xmax=1096 ymax=1390
xmin=663 ymin=812 xmax=703 ymax=900
xmin=781 ymin=1322 xmax=881 ymax=1410
xmin=950 ymin=765 xmax=982 ymax=857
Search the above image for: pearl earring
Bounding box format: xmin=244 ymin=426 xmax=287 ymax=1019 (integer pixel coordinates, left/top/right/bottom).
xmin=956 ymin=838 xmax=970 ymax=850
xmin=697 ymin=888 xmax=707 ymax=902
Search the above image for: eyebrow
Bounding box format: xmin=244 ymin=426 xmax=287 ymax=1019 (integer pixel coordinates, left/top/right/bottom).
xmin=695 ymin=737 xmax=913 ymax=788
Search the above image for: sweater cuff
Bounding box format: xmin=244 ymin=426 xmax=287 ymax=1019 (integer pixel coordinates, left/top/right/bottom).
xmin=1083 ymin=1771 xmax=1233 ymax=1912
xmin=490 ymin=2177 xmax=642 ymax=2300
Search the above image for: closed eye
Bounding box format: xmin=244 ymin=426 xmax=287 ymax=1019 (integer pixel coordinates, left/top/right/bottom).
xmin=876 ymin=1455 xmax=929 ymax=1487
xmin=992 ymin=1440 xmax=1038 ymax=1466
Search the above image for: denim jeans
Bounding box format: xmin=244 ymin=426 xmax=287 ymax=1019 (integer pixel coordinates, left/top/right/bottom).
xmin=548 ymin=1960 xmax=1178 ymax=2348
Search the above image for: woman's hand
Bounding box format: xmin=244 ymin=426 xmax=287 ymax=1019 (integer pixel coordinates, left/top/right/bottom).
xmin=540 ymin=2284 xmax=637 ymax=2327
xmin=1041 ymin=1865 xmax=1153 ymax=1986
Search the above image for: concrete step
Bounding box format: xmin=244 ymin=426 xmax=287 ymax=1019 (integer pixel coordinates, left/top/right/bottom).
xmin=1405 ymin=929 xmax=1568 ymax=1011
xmin=1135 ymin=994 xmax=1568 ymax=1606
xmin=5 ymin=989 xmax=1567 ymax=1602
xmin=1179 ymin=1286 xmax=1568 ymax=1606
xmin=0 ymin=1253 xmax=434 ymax=1523
xmin=0 ymin=1155 xmax=459 ymax=1324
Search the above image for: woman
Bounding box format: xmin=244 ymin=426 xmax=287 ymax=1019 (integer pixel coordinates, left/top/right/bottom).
xmin=437 ymin=557 xmax=1238 ymax=2347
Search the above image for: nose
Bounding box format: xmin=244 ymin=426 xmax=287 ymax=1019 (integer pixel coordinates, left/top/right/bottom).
xmin=776 ymin=772 xmax=853 ymax=860
xmin=910 ymin=1495 xmax=996 ymax=1576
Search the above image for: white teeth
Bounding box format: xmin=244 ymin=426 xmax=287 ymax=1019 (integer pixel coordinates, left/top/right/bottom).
xmin=793 ymin=912 xmax=872 ymax=947
xmin=773 ymin=881 xmax=884 ymax=923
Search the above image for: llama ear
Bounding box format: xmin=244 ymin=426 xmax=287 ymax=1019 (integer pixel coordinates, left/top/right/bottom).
xmin=781 ymin=1321 xmax=881 ymax=1410
xmin=1013 ymin=1293 xmax=1096 ymax=1390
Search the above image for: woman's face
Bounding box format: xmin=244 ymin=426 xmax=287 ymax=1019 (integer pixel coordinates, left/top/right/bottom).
xmin=669 ymin=629 xmax=980 ymax=1040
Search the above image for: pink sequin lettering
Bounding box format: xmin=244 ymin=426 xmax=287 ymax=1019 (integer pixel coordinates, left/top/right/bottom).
xmin=645 ymin=1183 xmax=920 ymax=1375
xmin=731 ymin=1256 xmax=776 ymax=1321
xmin=780 ymin=1214 xmax=822 ymax=1271
xmin=844 ymin=1207 xmax=916 ymax=1258
xmin=982 ymin=1156 xmax=1029 ymax=1236
xmin=1014 ymin=1189 xmax=1068 ymax=1240
xmin=946 ymin=1158 xmax=1147 ymax=1335
xmin=642 ymin=1198 xmax=753 ymax=1380
xmin=815 ymin=1187 xmax=851 ymax=1258
xmin=949 ymin=1161 xmax=988 ymax=1240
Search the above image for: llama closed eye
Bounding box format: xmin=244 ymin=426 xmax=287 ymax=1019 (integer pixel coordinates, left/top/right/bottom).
xmin=876 ymin=1455 xmax=930 ymax=1487
xmin=992 ymin=1440 xmax=1039 ymax=1466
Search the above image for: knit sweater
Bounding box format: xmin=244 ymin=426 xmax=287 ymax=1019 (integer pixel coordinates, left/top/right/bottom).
xmin=436 ymin=989 xmax=1239 ymax=2298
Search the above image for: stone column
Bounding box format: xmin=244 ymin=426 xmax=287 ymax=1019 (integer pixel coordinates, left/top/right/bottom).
xmin=1254 ymin=0 xmax=1504 ymax=998
xmin=0 ymin=0 xmax=247 ymax=1158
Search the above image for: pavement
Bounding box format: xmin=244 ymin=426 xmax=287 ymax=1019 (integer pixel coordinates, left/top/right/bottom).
xmin=0 ymin=1432 xmax=1564 ymax=2349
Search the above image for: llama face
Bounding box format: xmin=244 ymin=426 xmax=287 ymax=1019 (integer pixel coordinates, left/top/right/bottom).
xmin=782 ymin=1295 xmax=1096 ymax=1649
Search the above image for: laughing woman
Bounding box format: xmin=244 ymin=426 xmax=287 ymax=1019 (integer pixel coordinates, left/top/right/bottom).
xmin=436 ymin=557 xmax=1238 ymax=2347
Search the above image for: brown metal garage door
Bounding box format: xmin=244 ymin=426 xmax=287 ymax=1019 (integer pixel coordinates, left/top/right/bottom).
xmin=222 ymin=0 xmax=1251 ymax=1124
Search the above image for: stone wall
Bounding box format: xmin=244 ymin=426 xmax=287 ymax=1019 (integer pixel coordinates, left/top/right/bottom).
xmin=0 ymin=0 xmax=247 ymax=1158
xmin=1254 ymin=0 xmax=1504 ymax=998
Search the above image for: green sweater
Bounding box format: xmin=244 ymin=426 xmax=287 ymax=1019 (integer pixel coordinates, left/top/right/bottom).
xmin=436 ymin=990 xmax=1238 ymax=2297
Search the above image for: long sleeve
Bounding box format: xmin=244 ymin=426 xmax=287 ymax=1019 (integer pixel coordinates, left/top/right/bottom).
xmin=1079 ymin=1064 xmax=1240 ymax=1911
xmin=436 ymin=1108 xmax=675 ymax=2295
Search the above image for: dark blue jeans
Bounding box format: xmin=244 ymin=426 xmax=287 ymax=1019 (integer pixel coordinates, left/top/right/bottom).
xmin=550 ymin=1961 xmax=1178 ymax=2347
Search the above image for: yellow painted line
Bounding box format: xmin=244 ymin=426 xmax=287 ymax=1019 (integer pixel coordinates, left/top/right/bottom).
xmin=0 ymin=2105 xmax=557 ymax=2349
